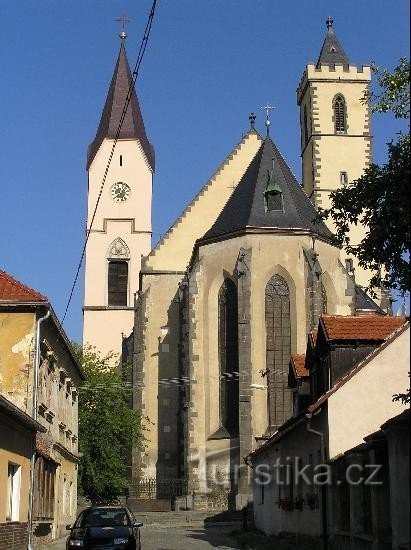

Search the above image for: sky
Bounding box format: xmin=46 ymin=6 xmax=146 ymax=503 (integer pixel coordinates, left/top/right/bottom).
xmin=1 ymin=1 xmax=409 ymax=342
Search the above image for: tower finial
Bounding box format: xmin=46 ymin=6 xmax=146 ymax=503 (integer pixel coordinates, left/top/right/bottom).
xmin=116 ymin=14 xmax=131 ymax=41
xmin=249 ymin=112 xmax=256 ymax=129
xmin=261 ymin=102 xmax=274 ymax=137
xmin=326 ymin=16 xmax=333 ymax=31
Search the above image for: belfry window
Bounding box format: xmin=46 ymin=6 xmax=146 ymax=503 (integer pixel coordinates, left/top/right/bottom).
xmin=108 ymin=261 xmax=128 ymax=306
xmin=334 ymin=95 xmax=346 ymax=133
xmin=218 ymin=279 xmax=239 ymax=435
xmin=265 ymin=274 xmax=292 ymax=430
xmin=303 ymin=105 xmax=309 ymax=146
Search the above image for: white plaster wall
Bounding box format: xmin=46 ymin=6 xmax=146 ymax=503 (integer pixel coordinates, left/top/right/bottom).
xmin=328 ymin=327 xmax=410 ymax=460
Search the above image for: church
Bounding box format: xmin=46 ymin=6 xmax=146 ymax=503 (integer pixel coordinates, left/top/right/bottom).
xmin=83 ymin=18 xmax=387 ymax=508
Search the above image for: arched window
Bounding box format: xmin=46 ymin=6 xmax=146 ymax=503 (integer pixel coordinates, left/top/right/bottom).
xmin=107 ymin=238 xmax=130 ymax=307
xmin=265 ymin=274 xmax=292 ymax=429
xmin=334 ymin=95 xmax=346 ymax=133
xmin=218 ymin=279 xmax=239 ymax=435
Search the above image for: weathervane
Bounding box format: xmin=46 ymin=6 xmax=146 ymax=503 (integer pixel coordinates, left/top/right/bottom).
xmin=261 ymin=102 xmax=274 ymax=136
xmin=116 ymin=14 xmax=131 ymax=40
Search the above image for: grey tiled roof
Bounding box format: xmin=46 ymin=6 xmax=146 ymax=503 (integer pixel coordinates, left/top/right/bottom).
xmin=87 ymin=43 xmax=154 ymax=170
xmin=316 ymin=25 xmax=350 ymax=68
xmin=200 ymin=138 xmax=333 ymax=242
xmin=355 ymin=285 xmax=385 ymax=314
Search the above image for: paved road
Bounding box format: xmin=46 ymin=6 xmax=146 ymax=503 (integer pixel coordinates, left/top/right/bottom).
xmin=141 ymin=525 xmax=240 ymax=549
xmin=44 ymin=525 xmax=241 ymax=549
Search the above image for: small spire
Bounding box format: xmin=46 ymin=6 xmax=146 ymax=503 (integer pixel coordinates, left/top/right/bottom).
xmin=326 ymin=16 xmax=334 ymax=32
xmin=261 ymin=102 xmax=274 ymax=137
xmin=249 ymin=112 xmax=256 ymax=129
xmin=116 ymin=14 xmax=131 ymax=41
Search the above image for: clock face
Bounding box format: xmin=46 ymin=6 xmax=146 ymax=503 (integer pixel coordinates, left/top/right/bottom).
xmin=111 ymin=182 xmax=131 ymax=202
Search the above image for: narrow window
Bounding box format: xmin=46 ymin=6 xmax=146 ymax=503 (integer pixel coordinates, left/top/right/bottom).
xmin=218 ymin=279 xmax=239 ymax=435
xmin=334 ymin=95 xmax=346 ymax=133
xmin=7 ymin=463 xmax=21 ymax=521
xmin=345 ymin=258 xmax=354 ymax=273
xmin=340 ymin=171 xmax=348 ymax=185
xmin=119 ymin=154 xmax=123 ymax=167
xmin=265 ymin=275 xmax=292 ymax=430
xmin=108 ymin=260 xmax=128 ymax=306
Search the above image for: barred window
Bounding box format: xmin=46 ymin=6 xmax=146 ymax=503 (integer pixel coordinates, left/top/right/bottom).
xmin=334 ymin=95 xmax=346 ymax=133
xmin=218 ymin=279 xmax=239 ymax=435
xmin=108 ymin=261 xmax=128 ymax=306
xmin=265 ymin=275 xmax=292 ymax=429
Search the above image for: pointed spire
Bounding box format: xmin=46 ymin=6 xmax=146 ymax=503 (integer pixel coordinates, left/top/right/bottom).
xmin=87 ymin=40 xmax=154 ymax=170
xmin=316 ymin=17 xmax=350 ymax=68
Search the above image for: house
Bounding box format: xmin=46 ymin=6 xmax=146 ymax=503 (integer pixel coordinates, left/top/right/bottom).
xmin=0 ymin=269 xmax=85 ymax=548
xmin=247 ymin=315 xmax=409 ymax=549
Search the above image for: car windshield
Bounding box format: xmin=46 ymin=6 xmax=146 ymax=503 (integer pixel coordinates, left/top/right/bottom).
xmin=77 ymin=508 xmax=131 ymax=527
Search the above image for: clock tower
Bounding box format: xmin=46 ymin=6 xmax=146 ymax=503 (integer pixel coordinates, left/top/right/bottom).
xmin=83 ymin=35 xmax=154 ymax=360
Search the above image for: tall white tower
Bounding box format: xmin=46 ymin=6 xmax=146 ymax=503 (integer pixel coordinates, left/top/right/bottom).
xmin=83 ymin=36 xmax=154 ymax=360
xmin=297 ymin=18 xmax=372 ymax=288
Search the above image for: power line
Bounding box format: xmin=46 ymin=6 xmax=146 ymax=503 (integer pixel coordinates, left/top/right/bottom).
xmin=61 ymin=0 xmax=158 ymax=326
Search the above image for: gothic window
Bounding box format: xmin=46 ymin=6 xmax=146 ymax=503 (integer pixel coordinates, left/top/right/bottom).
xmin=108 ymin=261 xmax=128 ymax=306
xmin=265 ymin=274 xmax=292 ymax=429
xmin=218 ymin=279 xmax=239 ymax=435
xmin=333 ymin=95 xmax=346 ymax=133
xmin=321 ymin=284 xmax=328 ymax=313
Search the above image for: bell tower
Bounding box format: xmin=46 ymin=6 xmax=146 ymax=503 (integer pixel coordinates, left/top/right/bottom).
xmin=297 ymin=17 xmax=372 ymax=288
xmin=83 ymin=32 xmax=154 ymax=359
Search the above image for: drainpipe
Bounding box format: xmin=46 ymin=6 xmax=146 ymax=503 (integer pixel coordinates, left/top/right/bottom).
xmin=27 ymin=308 xmax=50 ymax=550
xmin=306 ymin=412 xmax=328 ymax=550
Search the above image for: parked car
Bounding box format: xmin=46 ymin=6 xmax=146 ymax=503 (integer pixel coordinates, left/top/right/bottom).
xmin=66 ymin=505 xmax=143 ymax=549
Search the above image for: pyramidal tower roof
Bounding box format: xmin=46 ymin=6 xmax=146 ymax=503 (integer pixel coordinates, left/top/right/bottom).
xmin=87 ymin=41 xmax=154 ymax=170
xmin=200 ymin=137 xmax=333 ymax=243
xmin=316 ymin=17 xmax=350 ymax=68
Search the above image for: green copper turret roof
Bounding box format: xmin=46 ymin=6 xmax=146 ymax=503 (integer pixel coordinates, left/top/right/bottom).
xmin=87 ymin=42 xmax=154 ymax=170
xmin=316 ymin=17 xmax=350 ymax=68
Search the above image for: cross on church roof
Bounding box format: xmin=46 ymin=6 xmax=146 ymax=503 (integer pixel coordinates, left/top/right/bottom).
xmin=115 ymin=14 xmax=131 ymax=40
xmin=261 ymin=102 xmax=274 ymax=136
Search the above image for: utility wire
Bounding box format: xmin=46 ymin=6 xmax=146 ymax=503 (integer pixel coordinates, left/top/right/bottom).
xmin=61 ymin=0 xmax=158 ymax=325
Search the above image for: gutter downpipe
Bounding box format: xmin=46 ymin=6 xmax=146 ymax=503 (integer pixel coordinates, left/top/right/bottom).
xmin=306 ymin=411 xmax=328 ymax=550
xmin=27 ymin=308 xmax=50 ymax=550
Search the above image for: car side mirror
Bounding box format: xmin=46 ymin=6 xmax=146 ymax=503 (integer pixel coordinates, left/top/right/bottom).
xmin=133 ymin=521 xmax=143 ymax=528
xmin=66 ymin=525 xmax=72 ymax=530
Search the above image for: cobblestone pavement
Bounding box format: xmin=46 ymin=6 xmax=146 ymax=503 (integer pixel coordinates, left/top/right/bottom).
xmin=141 ymin=525 xmax=241 ymax=549
xmin=43 ymin=525 xmax=240 ymax=549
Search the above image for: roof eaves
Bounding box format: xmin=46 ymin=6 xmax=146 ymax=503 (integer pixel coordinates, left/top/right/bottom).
xmin=0 ymin=394 xmax=47 ymax=433
xmin=308 ymin=321 xmax=409 ymax=413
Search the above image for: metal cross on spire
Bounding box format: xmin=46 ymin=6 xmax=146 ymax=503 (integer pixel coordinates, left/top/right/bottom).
xmin=116 ymin=14 xmax=131 ymax=40
xmin=261 ymin=102 xmax=274 ymax=136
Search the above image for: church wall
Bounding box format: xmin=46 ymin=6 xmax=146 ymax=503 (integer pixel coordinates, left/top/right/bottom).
xmin=184 ymin=232 xmax=353 ymax=498
xmin=144 ymin=132 xmax=262 ymax=272
xmin=136 ymin=272 xmax=184 ymax=479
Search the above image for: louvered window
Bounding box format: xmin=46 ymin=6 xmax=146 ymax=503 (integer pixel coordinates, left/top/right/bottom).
xmin=303 ymin=105 xmax=309 ymax=145
xmin=266 ymin=191 xmax=283 ymax=211
xmin=108 ymin=261 xmax=128 ymax=306
xmin=265 ymin=274 xmax=292 ymax=430
xmin=334 ymin=95 xmax=346 ymax=133
xmin=218 ymin=279 xmax=239 ymax=435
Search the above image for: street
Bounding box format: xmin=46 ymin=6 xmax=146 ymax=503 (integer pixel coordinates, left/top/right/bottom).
xmin=44 ymin=525 xmax=241 ymax=549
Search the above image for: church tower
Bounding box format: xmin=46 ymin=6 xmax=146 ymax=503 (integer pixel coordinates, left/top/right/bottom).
xmin=83 ymin=34 xmax=154 ymax=360
xmin=297 ymin=17 xmax=372 ymax=288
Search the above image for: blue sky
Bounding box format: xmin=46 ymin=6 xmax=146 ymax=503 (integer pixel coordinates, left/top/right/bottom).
xmin=1 ymin=1 xmax=409 ymax=342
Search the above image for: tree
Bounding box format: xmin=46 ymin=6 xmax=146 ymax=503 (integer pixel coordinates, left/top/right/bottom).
xmin=73 ymin=344 xmax=147 ymax=503
xmin=319 ymin=58 xmax=410 ymax=293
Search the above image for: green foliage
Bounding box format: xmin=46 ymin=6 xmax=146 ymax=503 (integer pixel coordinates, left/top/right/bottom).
xmin=319 ymin=58 xmax=410 ymax=293
xmin=73 ymin=344 xmax=147 ymax=503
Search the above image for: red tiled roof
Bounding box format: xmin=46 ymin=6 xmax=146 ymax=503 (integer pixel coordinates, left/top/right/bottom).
xmin=0 ymin=269 xmax=48 ymax=302
xmin=291 ymin=354 xmax=309 ymax=378
xmin=321 ymin=315 xmax=407 ymax=342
